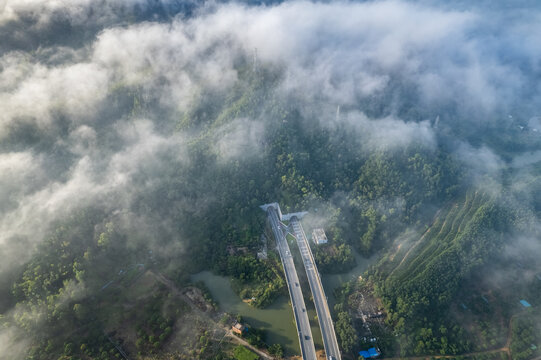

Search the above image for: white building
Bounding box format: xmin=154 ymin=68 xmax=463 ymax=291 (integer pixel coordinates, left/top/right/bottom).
xmin=312 ymin=228 xmax=328 ymax=245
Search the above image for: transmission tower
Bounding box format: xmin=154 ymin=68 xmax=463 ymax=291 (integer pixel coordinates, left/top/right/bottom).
xmin=253 ymin=48 xmax=258 ymax=73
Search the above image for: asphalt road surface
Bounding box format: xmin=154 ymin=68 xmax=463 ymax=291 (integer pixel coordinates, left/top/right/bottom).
xmin=267 ymin=207 xmax=317 ymax=360
xmin=290 ymin=216 xmax=342 ymax=360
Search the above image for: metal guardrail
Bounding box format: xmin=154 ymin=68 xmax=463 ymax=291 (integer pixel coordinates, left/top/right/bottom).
xmin=290 ymin=216 xmax=342 ymax=360
xmin=266 ymin=207 xmax=315 ymax=360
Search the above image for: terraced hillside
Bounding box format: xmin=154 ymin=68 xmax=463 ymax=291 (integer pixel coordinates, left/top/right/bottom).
xmin=372 ymin=191 xmax=511 ymax=355
xmin=391 ymin=191 xmax=490 ymax=282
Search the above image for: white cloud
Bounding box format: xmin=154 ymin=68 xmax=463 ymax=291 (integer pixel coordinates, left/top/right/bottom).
xmin=0 ymin=60 xmax=109 ymax=137
xmin=0 ymin=2 xmax=539 ymax=324
xmin=456 ymin=143 xmax=505 ymax=175
xmin=0 ymin=0 xmax=539 ymax=251
xmin=214 ymin=117 xmax=265 ymax=161
xmin=0 ymin=119 xmax=186 ymax=248
xmin=339 ymin=111 xmax=436 ymax=151
xmin=0 ymin=152 xmax=45 ymax=209
xmin=0 ymin=0 xmax=148 ymax=27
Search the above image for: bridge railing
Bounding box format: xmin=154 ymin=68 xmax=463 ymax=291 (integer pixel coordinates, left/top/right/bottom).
xmin=267 ymin=208 xmax=308 ymax=359
xmin=290 ymin=216 xmax=342 ymax=360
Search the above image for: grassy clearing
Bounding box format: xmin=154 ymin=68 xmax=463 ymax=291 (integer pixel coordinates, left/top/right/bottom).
xmin=233 ymin=345 xmax=259 ymax=360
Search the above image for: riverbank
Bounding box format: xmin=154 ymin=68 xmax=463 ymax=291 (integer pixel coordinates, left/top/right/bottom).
xmin=191 ymin=250 xmax=378 ymax=357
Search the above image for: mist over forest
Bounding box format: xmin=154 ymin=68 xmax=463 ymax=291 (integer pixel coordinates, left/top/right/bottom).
xmin=1 ymin=1 xmax=540 ymax=359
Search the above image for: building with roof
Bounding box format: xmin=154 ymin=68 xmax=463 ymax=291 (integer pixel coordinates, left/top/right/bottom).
xmin=359 ymin=347 xmax=380 ymax=359
xmin=232 ymin=323 xmax=246 ymax=335
xmin=312 ymin=228 xmax=328 ymax=245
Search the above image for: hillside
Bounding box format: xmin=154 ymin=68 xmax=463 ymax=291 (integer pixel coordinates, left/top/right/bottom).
xmin=1 ymin=1 xmax=541 ymax=360
xmin=337 ymin=190 xmax=539 ymax=358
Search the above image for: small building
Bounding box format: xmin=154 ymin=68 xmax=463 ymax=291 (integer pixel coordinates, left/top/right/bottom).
xmin=232 ymin=323 xmax=246 ymax=335
xmin=359 ymin=347 xmax=380 ymax=359
xmin=312 ymin=228 xmax=328 ymax=245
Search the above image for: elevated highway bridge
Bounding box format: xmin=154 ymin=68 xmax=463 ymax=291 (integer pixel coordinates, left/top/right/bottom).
xmin=264 ymin=204 xmax=317 ymax=360
xmin=262 ymin=203 xmax=341 ymax=360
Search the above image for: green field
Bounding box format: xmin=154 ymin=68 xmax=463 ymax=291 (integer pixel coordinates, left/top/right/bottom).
xmin=233 ymin=345 xmax=259 ymax=360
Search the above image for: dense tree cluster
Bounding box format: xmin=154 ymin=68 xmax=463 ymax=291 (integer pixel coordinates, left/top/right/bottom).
xmin=6 ymin=210 xmax=150 ymax=359
xmin=313 ymin=243 xmax=356 ymax=274
xmin=134 ymin=292 xmax=177 ymax=355
xmin=224 ymin=254 xmax=285 ymax=308
xmin=369 ymin=192 xmax=514 ymax=355
xmin=510 ymin=315 xmax=541 ymax=360
xmin=335 ymin=310 xmax=358 ymax=354
xmin=345 ymin=149 xmax=460 ymax=254
xmin=1 ymin=62 xmax=467 ymax=358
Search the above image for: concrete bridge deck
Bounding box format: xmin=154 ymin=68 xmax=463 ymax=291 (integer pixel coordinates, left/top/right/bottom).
xmin=290 ymin=216 xmax=341 ymax=360
xmin=262 ymin=203 xmax=341 ymax=360
xmin=265 ymin=205 xmax=317 ymax=360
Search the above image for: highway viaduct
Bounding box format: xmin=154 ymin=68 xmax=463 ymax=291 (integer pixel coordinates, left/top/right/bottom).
xmin=261 ymin=203 xmax=341 ymax=360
